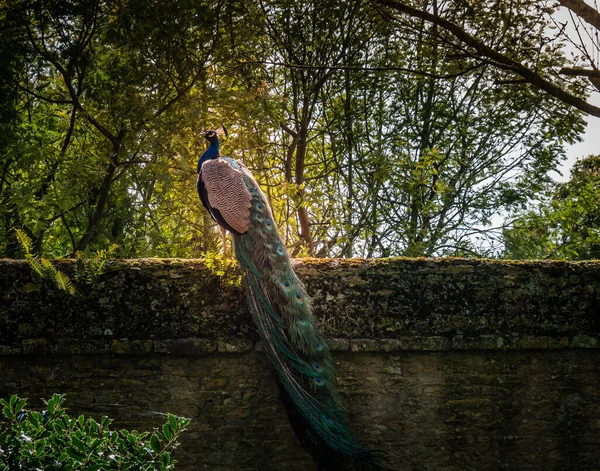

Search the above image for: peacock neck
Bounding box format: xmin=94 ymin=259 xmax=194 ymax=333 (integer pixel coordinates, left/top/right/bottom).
xmin=197 ymin=141 xmax=219 ymax=172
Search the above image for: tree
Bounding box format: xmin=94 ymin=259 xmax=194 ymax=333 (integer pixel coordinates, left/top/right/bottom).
xmin=0 ymin=0 xmax=216 ymax=256
xmin=0 ymin=0 xmax=590 ymax=259
xmin=556 ymin=0 xmax=600 ymax=92
xmin=505 ymin=155 xmax=600 ymax=260
xmin=308 ymin=0 xmax=584 ymax=257
xmin=375 ymin=0 xmax=600 ymax=118
xmin=253 ymin=0 xmax=370 ymax=255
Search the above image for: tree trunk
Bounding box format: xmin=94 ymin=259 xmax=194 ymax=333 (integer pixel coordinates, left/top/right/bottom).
xmin=76 ymin=133 xmax=123 ymax=252
xmin=342 ymin=65 xmax=354 ymax=258
xmin=294 ymin=111 xmax=314 ymax=255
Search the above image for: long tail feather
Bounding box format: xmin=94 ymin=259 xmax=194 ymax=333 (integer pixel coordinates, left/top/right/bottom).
xmin=231 ymin=169 xmax=384 ymax=470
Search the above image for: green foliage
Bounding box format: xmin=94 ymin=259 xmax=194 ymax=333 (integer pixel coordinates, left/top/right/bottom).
xmin=15 ymin=229 xmax=117 ymax=295
xmin=204 ymin=251 xmax=242 ymax=286
xmin=306 ymin=0 xmax=584 ymax=257
xmin=0 ymin=0 xmax=589 ymax=259
xmin=0 ymin=394 xmax=189 ymax=471
xmin=505 ymin=155 xmax=600 ymax=260
xmin=15 ymin=229 xmax=76 ymax=295
xmin=74 ymin=245 xmax=119 ymax=285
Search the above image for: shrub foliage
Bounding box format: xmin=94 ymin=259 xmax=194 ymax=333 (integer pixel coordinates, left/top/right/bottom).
xmin=0 ymin=394 xmax=190 ymax=471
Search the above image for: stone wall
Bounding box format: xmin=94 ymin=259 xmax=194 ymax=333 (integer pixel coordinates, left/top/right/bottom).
xmin=1 ymin=258 xmax=599 ymax=470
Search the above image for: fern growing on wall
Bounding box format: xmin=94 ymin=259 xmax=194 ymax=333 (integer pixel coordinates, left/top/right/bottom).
xmin=74 ymin=245 xmax=119 ymax=285
xmin=15 ymin=229 xmax=77 ymax=295
xmin=15 ymin=229 xmax=117 ymax=295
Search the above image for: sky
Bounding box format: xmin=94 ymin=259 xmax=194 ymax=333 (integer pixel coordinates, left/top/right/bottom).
xmin=556 ymin=93 xmax=600 ymax=181
xmin=552 ymin=3 xmax=600 ymax=182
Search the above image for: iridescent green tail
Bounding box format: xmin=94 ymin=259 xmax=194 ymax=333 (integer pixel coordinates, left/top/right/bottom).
xmin=232 ymin=174 xmax=384 ymax=470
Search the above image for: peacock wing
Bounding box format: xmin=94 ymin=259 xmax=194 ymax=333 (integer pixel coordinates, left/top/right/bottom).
xmin=199 ymin=158 xmax=252 ymax=234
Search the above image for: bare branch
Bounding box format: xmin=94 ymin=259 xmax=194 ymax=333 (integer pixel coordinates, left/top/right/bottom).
xmin=12 ymin=82 xmax=72 ymax=104
xmin=375 ymin=0 xmax=600 ymax=118
xmin=558 ymin=0 xmax=600 ymax=31
xmin=239 ymin=59 xmax=483 ymax=79
xmin=280 ymin=122 xmax=298 ymax=138
xmin=559 ymin=67 xmax=600 ymax=78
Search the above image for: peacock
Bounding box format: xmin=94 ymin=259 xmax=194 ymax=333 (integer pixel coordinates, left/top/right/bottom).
xmin=196 ymin=127 xmax=384 ymax=470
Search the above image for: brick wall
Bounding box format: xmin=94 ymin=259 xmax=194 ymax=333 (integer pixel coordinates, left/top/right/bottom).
xmin=1 ymin=258 xmax=599 ymax=470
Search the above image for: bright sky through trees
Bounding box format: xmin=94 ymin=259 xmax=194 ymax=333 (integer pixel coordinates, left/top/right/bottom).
xmin=554 ymin=3 xmax=600 ymax=182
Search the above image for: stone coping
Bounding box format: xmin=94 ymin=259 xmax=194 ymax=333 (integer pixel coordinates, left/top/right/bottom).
xmin=2 ymin=334 xmax=598 ymax=356
xmin=2 ymin=258 xmax=599 ymax=345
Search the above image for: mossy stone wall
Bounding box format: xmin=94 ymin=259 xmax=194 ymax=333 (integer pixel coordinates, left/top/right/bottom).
xmin=1 ymin=258 xmax=599 ymax=470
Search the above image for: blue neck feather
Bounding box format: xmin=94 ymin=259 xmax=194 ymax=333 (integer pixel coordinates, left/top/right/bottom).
xmin=197 ymin=140 xmax=219 ymax=172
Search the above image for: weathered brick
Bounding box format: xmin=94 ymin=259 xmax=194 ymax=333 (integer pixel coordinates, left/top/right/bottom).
xmin=326 ymin=337 xmax=351 ymax=352
xmin=571 ymin=335 xmax=600 ymax=348
xmin=218 ymin=339 xmax=254 ymax=353
xmin=154 ymin=338 xmax=216 ymax=355
xmin=110 ymin=339 xmax=153 ymax=354
xmin=504 ymin=335 xmax=549 ymax=350
xmin=452 ymin=335 xmax=504 ymax=350
xmin=52 ymin=338 xmax=112 ymax=354
xmin=397 ymin=336 xmax=451 ymax=351
xmin=350 ymin=338 xmax=400 ymax=352
xmin=0 ymin=345 xmax=21 ymax=355
xmin=22 ymin=338 xmax=48 ymax=354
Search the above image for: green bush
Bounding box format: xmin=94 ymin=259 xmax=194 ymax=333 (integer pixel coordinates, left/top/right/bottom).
xmin=0 ymin=394 xmax=190 ymax=471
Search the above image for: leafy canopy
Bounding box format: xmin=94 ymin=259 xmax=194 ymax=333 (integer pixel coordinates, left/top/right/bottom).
xmin=505 ymin=155 xmax=600 ymax=260
xmin=0 ymin=0 xmax=591 ymax=259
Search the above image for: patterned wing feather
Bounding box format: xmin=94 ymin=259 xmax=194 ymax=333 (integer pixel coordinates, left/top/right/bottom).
xmin=199 ymin=159 xmax=252 ymax=234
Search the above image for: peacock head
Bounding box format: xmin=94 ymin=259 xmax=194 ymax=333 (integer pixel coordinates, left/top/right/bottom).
xmin=203 ymin=130 xmax=219 ymax=144
xmin=203 ymin=124 xmax=228 ymax=144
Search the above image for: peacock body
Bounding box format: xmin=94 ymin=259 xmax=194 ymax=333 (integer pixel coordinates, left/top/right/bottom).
xmin=196 ymin=129 xmax=382 ymax=470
